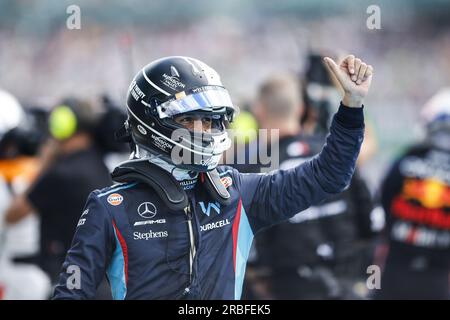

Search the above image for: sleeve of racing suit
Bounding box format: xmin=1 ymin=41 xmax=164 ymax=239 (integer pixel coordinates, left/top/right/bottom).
xmin=52 ymin=191 xmax=114 ymax=299
xmin=237 ymin=103 xmax=365 ymax=233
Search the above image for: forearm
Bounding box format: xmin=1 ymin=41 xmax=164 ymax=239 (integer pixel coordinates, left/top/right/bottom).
xmin=311 ymin=102 xmax=364 ymax=193
xmin=4 ymin=195 xmax=34 ymax=224
xmin=342 ymin=93 xmax=364 ymax=109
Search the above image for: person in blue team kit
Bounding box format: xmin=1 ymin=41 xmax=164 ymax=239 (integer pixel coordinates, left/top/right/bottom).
xmin=53 ymin=54 xmax=373 ymax=299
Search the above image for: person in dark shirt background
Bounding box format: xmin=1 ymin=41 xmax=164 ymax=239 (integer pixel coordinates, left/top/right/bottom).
xmin=375 ymin=88 xmax=450 ymax=300
xmin=5 ymin=98 xmax=112 ymax=290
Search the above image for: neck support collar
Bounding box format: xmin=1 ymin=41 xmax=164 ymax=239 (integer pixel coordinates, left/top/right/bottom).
xmin=111 ymin=160 xmax=231 ymax=211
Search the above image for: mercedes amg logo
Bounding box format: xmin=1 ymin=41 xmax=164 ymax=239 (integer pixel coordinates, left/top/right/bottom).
xmin=137 ymin=202 xmax=157 ymax=219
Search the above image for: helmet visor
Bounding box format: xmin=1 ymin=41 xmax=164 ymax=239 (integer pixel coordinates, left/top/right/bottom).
xmin=156 ymin=86 xmax=235 ymax=119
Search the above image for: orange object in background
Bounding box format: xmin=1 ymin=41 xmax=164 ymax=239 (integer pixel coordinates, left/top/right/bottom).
xmin=0 ymin=157 xmax=40 ymax=184
xmin=402 ymin=178 xmax=450 ymax=209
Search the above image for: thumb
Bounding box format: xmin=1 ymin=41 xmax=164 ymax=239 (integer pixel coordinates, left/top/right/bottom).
xmin=323 ymin=57 xmax=345 ymax=85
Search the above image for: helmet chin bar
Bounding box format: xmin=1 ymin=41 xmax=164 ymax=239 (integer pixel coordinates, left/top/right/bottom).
xmin=167 ymin=132 xmax=230 ymax=172
xmin=177 ymin=131 xmax=231 ymax=156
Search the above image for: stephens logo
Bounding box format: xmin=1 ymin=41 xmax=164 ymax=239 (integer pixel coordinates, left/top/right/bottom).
xmin=107 ymin=193 xmax=123 ymax=206
xmin=134 ymin=230 xmax=168 ymax=240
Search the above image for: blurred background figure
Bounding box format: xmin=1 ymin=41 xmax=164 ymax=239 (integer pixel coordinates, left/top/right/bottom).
xmin=234 ymin=60 xmax=377 ymax=299
xmin=301 ymin=53 xmax=340 ymax=136
xmin=95 ymin=94 xmax=130 ymax=170
xmin=374 ymin=89 xmax=450 ymax=299
xmin=4 ymin=97 xmax=115 ymax=298
xmin=301 ymin=53 xmax=379 ymax=167
xmin=0 ymin=89 xmax=51 ymax=299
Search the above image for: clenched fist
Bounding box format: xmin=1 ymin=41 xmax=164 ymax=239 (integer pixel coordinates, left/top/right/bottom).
xmin=323 ymin=55 xmax=373 ymax=108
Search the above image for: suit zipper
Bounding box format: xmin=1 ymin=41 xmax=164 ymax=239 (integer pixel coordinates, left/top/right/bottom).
xmin=184 ymin=204 xmax=196 ymax=283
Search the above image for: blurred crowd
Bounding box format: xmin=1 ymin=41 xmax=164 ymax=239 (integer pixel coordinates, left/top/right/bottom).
xmin=2 ymin=5 xmax=450 ymax=189
xmin=0 ymin=0 xmax=449 ymax=300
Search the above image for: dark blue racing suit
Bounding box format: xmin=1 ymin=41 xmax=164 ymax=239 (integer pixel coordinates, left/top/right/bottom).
xmin=53 ymin=104 xmax=364 ymax=299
